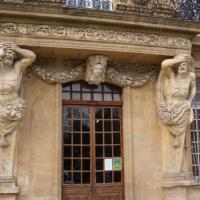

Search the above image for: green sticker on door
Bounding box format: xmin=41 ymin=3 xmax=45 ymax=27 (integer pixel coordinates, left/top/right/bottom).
xmin=104 ymin=157 xmax=122 ymax=171
xmin=113 ymin=157 xmax=122 ymax=171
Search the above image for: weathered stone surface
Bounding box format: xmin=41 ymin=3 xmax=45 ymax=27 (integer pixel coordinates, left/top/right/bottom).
xmin=0 ymin=178 xmax=19 ymax=200
xmin=129 ymin=84 xmax=163 ymax=200
xmin=17 ymin=75 xmax=60 ymax=200
xmin=0 ymin=2 xmax=199 ymax=200
xmin=163 ymin=187 xmax=187 ymax=200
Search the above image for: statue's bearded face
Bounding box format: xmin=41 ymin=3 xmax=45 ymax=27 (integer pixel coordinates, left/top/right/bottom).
xmin=86 ymin=55 xmax=108 ymax=85
xmin=177 ymin=62 xmax=188 ymax=74
xmin=89 ymin=64 xmax=104 ymax=83
xmin=1 ymin=49 xmax=15 ymax=67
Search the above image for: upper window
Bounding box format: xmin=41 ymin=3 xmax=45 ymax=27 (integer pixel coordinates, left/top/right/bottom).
xmin=191 ymin=80 xmax=200 ymax=180
xmin=64 ymin=0 xmax=113 ymax=11
xmin=62 ymin=81 xmax=122 ymax=101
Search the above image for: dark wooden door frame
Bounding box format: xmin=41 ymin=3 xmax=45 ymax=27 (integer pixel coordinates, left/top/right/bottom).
xmin=62 ymin=100 xmax=124 ymax=200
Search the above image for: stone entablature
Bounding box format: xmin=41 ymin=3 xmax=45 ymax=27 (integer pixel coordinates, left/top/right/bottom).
xmin=0 ymin=2 xmax=199 ymax=60
xmin=0 ymin=22 xmax=192 ymax=50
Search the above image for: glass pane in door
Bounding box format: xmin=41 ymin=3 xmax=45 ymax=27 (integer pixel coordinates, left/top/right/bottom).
xmin=63 ymin=106 xmax=91 ymax=185
xmin=95 ymin=107 xmax=122 ymax=184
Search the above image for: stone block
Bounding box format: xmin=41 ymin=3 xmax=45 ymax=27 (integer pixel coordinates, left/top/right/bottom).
xmin=164 ymin=187 xmax=187 ymax=200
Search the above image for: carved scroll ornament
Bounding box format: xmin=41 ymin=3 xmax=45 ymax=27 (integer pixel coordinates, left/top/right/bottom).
xmin=34 ymin=65 xmax=84 ymax=84
xmin=107 ymin=62 xmax=157 ymax=87
xmin=31 ymin=57 xmax=158 ymax=87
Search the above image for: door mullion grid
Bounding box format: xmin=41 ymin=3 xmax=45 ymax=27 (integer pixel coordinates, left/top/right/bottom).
xmin=111 ymin=107 xmax=114 ymax=184
xmin=90 ymin=106 xmax=95 ymax=191
xmin=72 ymin=107 xmax=74 ymax=184
xmin=103 ymin=107 xmax=105 ymax=184
xmin=80 ymin=106 xmax=83 ymax=185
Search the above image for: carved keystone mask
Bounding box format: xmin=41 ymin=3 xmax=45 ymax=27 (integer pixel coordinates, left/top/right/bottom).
xmin=85 ymin=55 xmax=108 ymax=85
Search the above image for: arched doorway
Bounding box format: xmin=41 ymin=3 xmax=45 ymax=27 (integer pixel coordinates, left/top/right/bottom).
xmin=62 ymin=81 xmax=124 ymax=200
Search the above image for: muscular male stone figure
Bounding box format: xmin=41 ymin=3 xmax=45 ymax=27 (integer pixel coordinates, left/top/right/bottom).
xmin=0 ymin=42 xmax=36 ymax=147
xmin=157 ymin=54 xmax=196 ymax=148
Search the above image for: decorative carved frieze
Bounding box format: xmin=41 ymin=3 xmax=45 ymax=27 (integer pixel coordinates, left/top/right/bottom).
xmin=0 ymin=22 xmax=192 ymax=49
xmin=30 ymin=57 xmax=158 ymax=87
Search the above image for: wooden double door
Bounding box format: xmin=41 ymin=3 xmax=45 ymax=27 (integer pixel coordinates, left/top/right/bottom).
xmin=62 ymin=104 xmax=124 ymax=200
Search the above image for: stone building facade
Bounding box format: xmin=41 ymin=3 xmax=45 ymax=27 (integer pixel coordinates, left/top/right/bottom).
xmin=0 ymin=1 xmax=200 ymax=200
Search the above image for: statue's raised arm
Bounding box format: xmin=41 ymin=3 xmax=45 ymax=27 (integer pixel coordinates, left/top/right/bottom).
xmin=1 ymin=42 xmax=36 ymax=74
xmin=156 ymin=54 xmax=196 ymax=148
xmin=160 ymin=55 xmax=191 ymax=79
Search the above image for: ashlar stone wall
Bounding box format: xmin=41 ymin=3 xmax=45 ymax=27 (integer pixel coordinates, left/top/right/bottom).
xmin=17 ymin=75 xmax=61 ymax=200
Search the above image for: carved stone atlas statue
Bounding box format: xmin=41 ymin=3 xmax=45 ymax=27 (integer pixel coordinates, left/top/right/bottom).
xmin=0 ymin=42 xmax=36 ymax=147
xmin=156 ymin=54 xmax=196 ymax=176
xmin=157 ymin=54 xmax=196 ymax=148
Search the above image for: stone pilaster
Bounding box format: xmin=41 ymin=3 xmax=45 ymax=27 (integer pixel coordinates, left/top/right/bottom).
xmin=161 ymin=124 xmax=186 ymax=178
xmin=0 ymin=130 xmax=19 ymax=200
xmin=163 ymin=187 xmax=187 ymax=200
xmin=0 ymin=177 xmax=19 ymax=200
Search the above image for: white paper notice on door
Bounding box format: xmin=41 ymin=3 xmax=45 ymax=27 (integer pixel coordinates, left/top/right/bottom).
xmin=104 ymin=158 xmax=113 ymax=171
